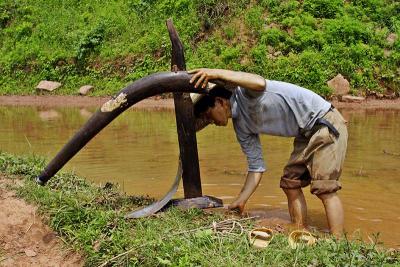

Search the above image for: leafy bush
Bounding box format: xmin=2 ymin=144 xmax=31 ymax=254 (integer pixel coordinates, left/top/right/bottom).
xmin=245 ymin=6 xmax=264 ymax=34
xmin=127 ymin=0 xmax=157 ymax=15
xmin=76 ymin=21 xmax=107 ymax=65
xmin=286 ymin=25 xmax=325 ymax=52
xmin=303 ymin=0 xmax=343 ymax=19
xmin=260 ymin=28 xmax=287 ymax=47
xmin=323 ymin=16 xmax=373 ymax=46
xmin=221 ymin=46 xmax=241 ymax=64
xmin=0 ymin=2 xmax=14 ymax=28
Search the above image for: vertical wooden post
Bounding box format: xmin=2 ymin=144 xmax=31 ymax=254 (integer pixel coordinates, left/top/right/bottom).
xmin=166 ymin=19 xmax=202 ymax=198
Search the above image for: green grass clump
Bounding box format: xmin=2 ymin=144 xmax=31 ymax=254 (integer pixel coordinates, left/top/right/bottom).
xmin=1 ymin=151 xmax=400 ymax=266
xmin=0 ymin=0 xmax=399 ymax=97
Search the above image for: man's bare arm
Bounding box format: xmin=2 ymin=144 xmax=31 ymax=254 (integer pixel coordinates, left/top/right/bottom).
xmin=228 ymin=171 xmax=263 ymax=214
xmin=188 ymin=68 xmax=266 ymax=91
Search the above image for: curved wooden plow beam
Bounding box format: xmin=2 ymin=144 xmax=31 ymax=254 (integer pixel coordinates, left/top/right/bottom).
xmin=36 ymin=71 xmax=204 ymax=185
xmin=35 ymin=71 xmax=212 ymax=217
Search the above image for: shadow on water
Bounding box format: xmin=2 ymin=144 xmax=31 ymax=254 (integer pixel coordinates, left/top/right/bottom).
xmin=0 ymin=106 xmax=399 ymax=247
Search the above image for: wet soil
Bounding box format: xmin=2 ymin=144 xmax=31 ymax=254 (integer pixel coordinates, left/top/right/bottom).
xmin=0 ymin=95 xmax=174 ymax=109
xmin=0 ymin=95 xmax=399 ymax=109
xmin=0 ymin=176 xmax=83 ymax=267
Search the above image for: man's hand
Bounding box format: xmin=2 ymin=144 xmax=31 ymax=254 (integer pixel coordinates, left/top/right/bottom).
xmin=188 ymin=68 xmax=221 ymax=89
xmin=188 ymin=68 xmax=266 ymax=91
xmin=227 ymin=171 xmax=263 ymax=215
xmin=228 ymin=200 xmax=246 ymax=215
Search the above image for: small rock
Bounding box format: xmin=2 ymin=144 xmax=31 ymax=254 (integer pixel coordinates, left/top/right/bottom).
xmin=387 ymin=33 xmax=397 ymax=46
xmin=341 ymin=95 xmax=365 ymax=103
xmin=273 ymin=51 xmax=282 ymax=57
xmin=327 ymin=74 xmax=350 ymax=96
xmin=24 ymin=248 xmax=37 ymax=257
xmin=79 ymin=85 xmax=94 ymax=95
xmin=36 ymin=81 xmax=62 ymax=92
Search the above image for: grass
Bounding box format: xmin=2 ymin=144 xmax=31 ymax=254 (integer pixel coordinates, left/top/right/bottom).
xmin=0 ymin=0 xmax=399 ymax=97
xmin=1 ymin=150 xmax=399 ymax=266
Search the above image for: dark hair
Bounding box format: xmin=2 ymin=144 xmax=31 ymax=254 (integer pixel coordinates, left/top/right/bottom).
xmin=193 ymin=85 xmax=232 ymax=118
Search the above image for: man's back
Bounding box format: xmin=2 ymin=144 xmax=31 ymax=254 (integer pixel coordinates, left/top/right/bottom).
xmin=231 ymin=80 xmax=331 ymax=137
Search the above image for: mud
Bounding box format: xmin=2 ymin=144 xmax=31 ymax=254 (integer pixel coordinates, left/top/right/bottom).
xmin=0 ymin=95 xmax=174 ymax=109
xmin=0 ymin=176 xmax=83 ymax=267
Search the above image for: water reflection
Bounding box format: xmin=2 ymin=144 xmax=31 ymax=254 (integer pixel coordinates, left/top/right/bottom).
xmin=0 ymin=106 xmax=399 ymax=247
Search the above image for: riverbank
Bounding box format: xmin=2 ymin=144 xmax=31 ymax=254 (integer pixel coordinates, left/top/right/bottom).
xmin=1 ymin=95 xmax=400 ymax=110
xmin=0 ymin=176 xmax=83 ymax=266
xmin=0 ymin=151 xmax=399 ymax=266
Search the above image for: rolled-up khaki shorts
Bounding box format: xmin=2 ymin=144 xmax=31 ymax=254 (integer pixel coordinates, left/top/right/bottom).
xmin=280 ymin=108 xmax=348 ymax=195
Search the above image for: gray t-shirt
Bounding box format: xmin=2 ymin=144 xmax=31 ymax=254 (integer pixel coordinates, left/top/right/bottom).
xmin=230 ymin=80 xmax=331 ymax=172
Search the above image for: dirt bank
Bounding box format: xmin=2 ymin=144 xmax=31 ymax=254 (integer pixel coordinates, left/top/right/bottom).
xmin=0 ymin=95 xmax=174 ymax=109
xmin=0 ymin=176 xmax=83 ymax=267
xmin=0 ymin=95 xmax=399 ymax=110
xmin=332 ymin=98 xmax=400 ymax=110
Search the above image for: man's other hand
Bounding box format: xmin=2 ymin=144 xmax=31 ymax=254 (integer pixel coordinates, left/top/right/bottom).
xmin=228 ymin=200 xmax=245 ymax=215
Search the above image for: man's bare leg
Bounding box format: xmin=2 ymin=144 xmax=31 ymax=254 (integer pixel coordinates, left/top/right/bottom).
xmin=317 ymin=192 xmax=344 ymax=237
xmin=283 ymin=188 xmax=307 ymax=228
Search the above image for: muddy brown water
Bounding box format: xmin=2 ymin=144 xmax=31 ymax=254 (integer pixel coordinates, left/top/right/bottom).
xmin=0 ymin=106 xmax=399 ymax=247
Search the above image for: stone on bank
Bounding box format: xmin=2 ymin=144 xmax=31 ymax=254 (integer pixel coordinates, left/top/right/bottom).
xmin=79 ymin=85 xmax=94 ymax=96
xmin=36 ymin=80 xmax=62 ymax=92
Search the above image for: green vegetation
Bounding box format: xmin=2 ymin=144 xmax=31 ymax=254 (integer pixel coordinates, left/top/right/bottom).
xmin=0 ymin=1 xmax=399 ymax=96
xmin=1 ymin=151 xmax=400 ymax=266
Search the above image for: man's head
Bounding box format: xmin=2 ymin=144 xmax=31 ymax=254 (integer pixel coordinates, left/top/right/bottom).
xmin=193 ymin=85 xmax=232 ymax=126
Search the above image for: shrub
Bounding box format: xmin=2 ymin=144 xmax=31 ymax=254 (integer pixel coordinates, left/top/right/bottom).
xmin=303 ymin=0 xmax=343 ymax=19
xmin=0 ymin=2 xmax=15 ymax=28
xmin=250 ymin=44 xmax=268 ymax=65
xmin=323 ymin=16 xmax=373 ymax=45
xmin=127 ymin=0 xmax=157 ymax=15
xmin=224 ymin=26 xmax=236 ymax=40
xmin=13 ymin=21 xmax=33 ymax=40
xmin=286 ymin=25 xmax=326 ymax=52
xmin=245 ymin=6 xmax=264 ymax=34
xmin=221 ymin=46 xmax=241 ymax=65
xmin=260 ymin=28 xmax=287 ymax=47
xmin=75 ymin=21 xmax=107 ymax=65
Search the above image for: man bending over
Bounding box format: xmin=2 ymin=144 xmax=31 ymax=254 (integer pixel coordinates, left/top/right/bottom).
xmin=189 ymin=68 xmax=348 ymax=237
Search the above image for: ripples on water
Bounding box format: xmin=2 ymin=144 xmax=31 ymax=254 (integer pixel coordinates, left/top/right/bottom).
xmin=0 ymin=106 xmax=399 ymax=247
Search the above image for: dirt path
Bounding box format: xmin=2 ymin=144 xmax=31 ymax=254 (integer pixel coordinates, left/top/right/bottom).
xmin=0 ymin=176 xmax=83 ymax=267
xmin=332 ymin=98 xmax=400 ymax=110
xmin=0 ymin=95 xmax=174 ymax=109
xmin=0 ymin=95 xmax=399 ymax=110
